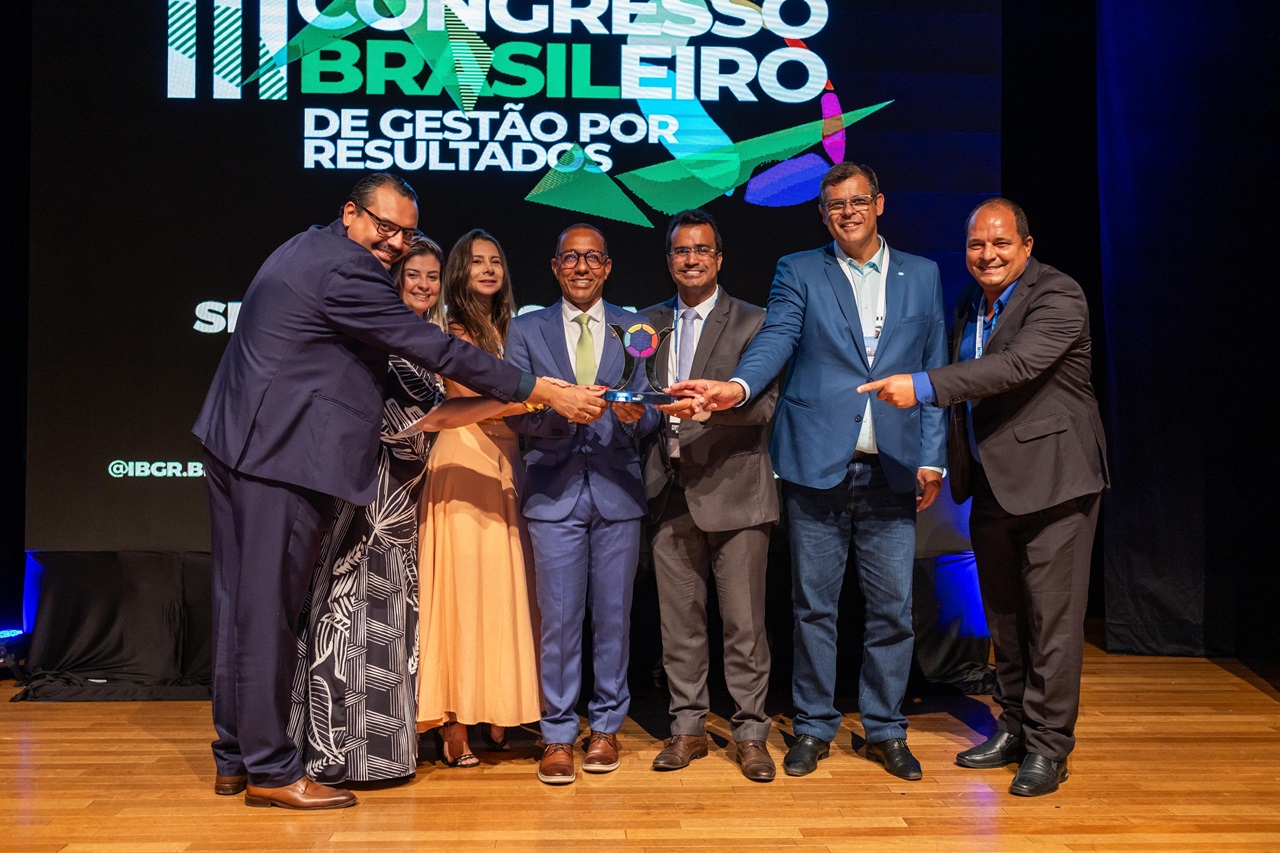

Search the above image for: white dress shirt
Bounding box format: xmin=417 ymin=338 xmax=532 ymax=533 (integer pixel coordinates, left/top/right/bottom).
xmin=666 ymin=287 xmax=720 ymax=458
xmin=560 ymin=298 xmax=607 ymax=381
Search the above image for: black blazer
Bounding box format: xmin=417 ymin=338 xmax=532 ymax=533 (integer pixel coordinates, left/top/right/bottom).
xmin=929 ymin=257 xmax=1108 ymax=516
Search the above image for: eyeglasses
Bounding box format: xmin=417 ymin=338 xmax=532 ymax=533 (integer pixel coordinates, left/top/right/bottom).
xmin=668 ymin=246 xmax=719 ymax=258
xmin=357 ymin=204 xmax=422 ymax=241
xmin=822 ymin=195 xmax=876 ymax=214
xmin=554 ymin=249 xmax=608 ymax=269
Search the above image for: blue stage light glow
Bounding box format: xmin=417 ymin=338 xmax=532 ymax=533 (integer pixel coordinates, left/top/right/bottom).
xmin=934 ymin=552 xmax=990 ymax=638
xmin=0 ymin=629 xmax=22 ymax=640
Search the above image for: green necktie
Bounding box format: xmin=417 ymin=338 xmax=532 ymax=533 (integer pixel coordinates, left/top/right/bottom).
xmin=573 ymin=312 xmax=595 ymax=385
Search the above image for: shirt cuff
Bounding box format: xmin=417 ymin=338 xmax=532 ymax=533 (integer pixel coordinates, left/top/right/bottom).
xmin=729 ymin=377 xmax=751 ymax=406
xmin=514 ymin=371 xmax=537 ymax=402
xmin=911 ymin=372 xmax=937 ymax=407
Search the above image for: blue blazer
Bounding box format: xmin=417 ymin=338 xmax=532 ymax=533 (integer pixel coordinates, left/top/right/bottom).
xmin=733 ymin=242 xmax=948 ymax=494
xmin=505 ymin=300 xmax=660 ymax=522
xmin=193 ymin=219 xmax=530 ymax=506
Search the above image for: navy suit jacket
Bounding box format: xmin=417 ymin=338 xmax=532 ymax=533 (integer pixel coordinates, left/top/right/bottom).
xmin=733 ymin=241 xmax=948 ymax=494
xmin=505 ymin=300 xmax=660 ymax=523
xmin=193 ymin=219 xmax=532 ymax=506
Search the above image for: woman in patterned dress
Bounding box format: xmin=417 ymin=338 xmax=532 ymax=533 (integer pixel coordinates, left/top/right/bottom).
xmin=289 ymin=236 xmax=447 ymax=782
xmin=415 ymin=229 xmax=542 ymax=767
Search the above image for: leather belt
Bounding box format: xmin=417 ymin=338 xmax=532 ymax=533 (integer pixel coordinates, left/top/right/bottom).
xmin=852 ymin=451 xmax=878 ymax=462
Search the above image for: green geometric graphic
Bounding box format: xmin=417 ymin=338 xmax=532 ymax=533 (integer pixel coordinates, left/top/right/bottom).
xmin=526 ymin=102 xmax=892 ymax=227
xmin=526 ymin=146 xmax=653 ymax=228
xmin=168 ymin=0 xmax=197 ymax=60
xmin=244 ymin=0 xmax=492 ymax=112
xmin=617 ymin=102 xmax=893 ymax=215
xmin=212 ymin=1 xmax=243 ymax=90
xmin=255 ymin=37 xmax=288 ymax=100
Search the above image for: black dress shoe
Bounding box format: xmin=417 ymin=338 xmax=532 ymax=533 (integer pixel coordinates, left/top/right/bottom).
xmin=783 ymin=735 xmax=830 ymax=777
xmin=866 ymin=738 xmax=922 ymax=781
xmin=1009 ymin=753 xmax=1068 ymax=797
xmin=955 ymin=731 xmax=1024 ymax=769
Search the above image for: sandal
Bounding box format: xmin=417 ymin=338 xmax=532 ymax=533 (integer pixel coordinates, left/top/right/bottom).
xmin=434 ymin=722 xmax=480 ymax=768
xmin=480 ymin=724 xmax=511 ymax=751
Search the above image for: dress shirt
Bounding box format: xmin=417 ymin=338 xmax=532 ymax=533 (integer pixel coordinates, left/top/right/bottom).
xmin=666 ymin=287 xmax=720 ymax=459
xmin=912 ymin=280 xmax=1019 ymax=463
xmin=834 ymin=238 xmax=888 ymax=455
xmin=561 ymin=298 xmax=607 ymax=383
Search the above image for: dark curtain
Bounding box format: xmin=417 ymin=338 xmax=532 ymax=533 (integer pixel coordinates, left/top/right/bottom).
xmin=13 ymin=552 xmax=211 ymax=700
xmin=1098 ymin=1 xmax=1278 ymax=655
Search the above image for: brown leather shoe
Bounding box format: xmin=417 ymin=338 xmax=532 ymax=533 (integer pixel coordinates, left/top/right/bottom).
xmin=582 ymin=731 xmax=620 ymax=773
xmin=736 ymin=740 xmax=776 ymax=782
xmin=652 ymin=734 xmax=709 ymax=771
xmin=244 ymin=778 xmax=356 ymax=810
xmin=214 ymin=774 xmax=247 ymax=796
xmin=538 ymin=742 xmax=575 ymax=784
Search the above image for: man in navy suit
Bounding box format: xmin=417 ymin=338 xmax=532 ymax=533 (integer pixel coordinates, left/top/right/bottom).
xmin=193 ymin=174 xmax=605 ymax=809
xmin=504 ymin=224 xmax=660 ymax=785
xmin=671 ymin=163 xmax=948 ymax=781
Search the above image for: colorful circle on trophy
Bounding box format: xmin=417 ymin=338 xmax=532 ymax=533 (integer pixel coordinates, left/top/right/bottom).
xmin=623 ymin=323 xmax=658 ymax=358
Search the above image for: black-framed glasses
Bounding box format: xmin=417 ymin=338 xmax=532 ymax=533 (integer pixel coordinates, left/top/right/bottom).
xmin=554 ymin=249 xmax=608 ymax=269
xmin=357 ymin=204 xmax=422 ymax=241
xmin=822 ymin=195 xmax=875 ymax=214
xmin=668 ymin=245 xmax=719 ymax=258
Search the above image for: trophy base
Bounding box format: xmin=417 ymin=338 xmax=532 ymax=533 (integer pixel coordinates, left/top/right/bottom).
xmin=603 ymin=389 xmax=675 ymax=405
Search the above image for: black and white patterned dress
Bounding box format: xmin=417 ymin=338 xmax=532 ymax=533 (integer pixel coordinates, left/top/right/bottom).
xmin=287 ymin=357 xmax=445 ymax=782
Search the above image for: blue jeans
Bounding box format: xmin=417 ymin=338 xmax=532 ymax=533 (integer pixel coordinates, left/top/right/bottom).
xmin=784 ymin=456 xmax=917 ymax=743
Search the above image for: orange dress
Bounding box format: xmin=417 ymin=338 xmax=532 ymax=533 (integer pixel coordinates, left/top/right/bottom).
xmin=416 ymin=376 xmax=541 ymax=729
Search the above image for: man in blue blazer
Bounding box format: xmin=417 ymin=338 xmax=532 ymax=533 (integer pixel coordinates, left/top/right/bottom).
xmin=193 ymin=174 xmax=605 ymax=809
xmin=670 ymin=163 xmax=948 ymax=781
xmin=505 ymin=224 xmax=660 ymax=785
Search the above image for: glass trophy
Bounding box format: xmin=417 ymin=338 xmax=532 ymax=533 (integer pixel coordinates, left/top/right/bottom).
xmin=602 ymin=322 xmax=675 ymax=404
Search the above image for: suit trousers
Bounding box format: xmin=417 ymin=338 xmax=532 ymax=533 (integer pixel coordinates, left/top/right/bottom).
xmin=204 ymin=450 xmax=333 ymax=787
xmin=969 ymin=463 xmax=1101 ymax=762
xmin=527 ymin=486 xmax=641 ymax=744
xmin=783 ymin=456 xmax=917 ymax=743
xmin=652 ymin=483 xmax=773 ymax=743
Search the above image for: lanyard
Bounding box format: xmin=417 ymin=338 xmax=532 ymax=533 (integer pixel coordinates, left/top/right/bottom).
xmin=974 ymin=296 xmax=1001 ymax=360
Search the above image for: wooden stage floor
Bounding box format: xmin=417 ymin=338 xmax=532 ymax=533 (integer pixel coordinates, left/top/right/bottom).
xmin=3 ymin=642 xmax=1280 ymax=852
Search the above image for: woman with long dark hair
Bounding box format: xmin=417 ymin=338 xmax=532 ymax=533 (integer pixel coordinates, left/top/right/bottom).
xmin=414 ymin=229 xmax=541 ymax=767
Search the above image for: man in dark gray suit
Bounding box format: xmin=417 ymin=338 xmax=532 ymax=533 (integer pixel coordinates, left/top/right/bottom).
xmin=861 ymin=198 xmax=1108 ymax=797
xmin=642 ymin=209 xmax=780 ymax=782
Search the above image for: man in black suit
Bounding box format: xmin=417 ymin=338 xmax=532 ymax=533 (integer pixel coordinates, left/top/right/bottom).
xmin=641 ymin=209 xmax=780 ymax=781
xmin=860 ymin=198 xmax=1108 ymax=796
xmin=193 ymin=173 xmax=604 ymax=809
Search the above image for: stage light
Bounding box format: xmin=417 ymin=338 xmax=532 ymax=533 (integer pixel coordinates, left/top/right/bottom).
xmin=0 ymin=628 xmax=27 ymax=680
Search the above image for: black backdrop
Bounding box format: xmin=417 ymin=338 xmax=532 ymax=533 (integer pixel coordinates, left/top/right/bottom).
xmin=6 ymin=3 xmax=1278 ymax=658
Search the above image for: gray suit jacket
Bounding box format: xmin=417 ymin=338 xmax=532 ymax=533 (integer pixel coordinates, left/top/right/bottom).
xmin=642 ymin=290 xmax=780 ymax=532
xmin=928 ymin=257 xmax=1109 ymax=516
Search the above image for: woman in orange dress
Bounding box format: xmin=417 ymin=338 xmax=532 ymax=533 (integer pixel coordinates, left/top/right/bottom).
xmin=414 ymin=229 xmax=541 ymax=766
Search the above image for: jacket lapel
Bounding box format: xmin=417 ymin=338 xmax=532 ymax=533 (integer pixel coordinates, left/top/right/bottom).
xmin=652 ymin=299 xmax=676 ymax=386
xmin=692 ymin=291 xmax=730 ymax=379
xmin=986 ymin=257 xmax=1039 ymax=352
xmin=539 ymin=300 xmax=576 ymax=381
xmin=875 ymin=248 xmax=907 ymax=354
xmin=601 ymin=303 xmax=626 ymax=387
xmin=821 ymin=244 xmax=869 ymax=371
